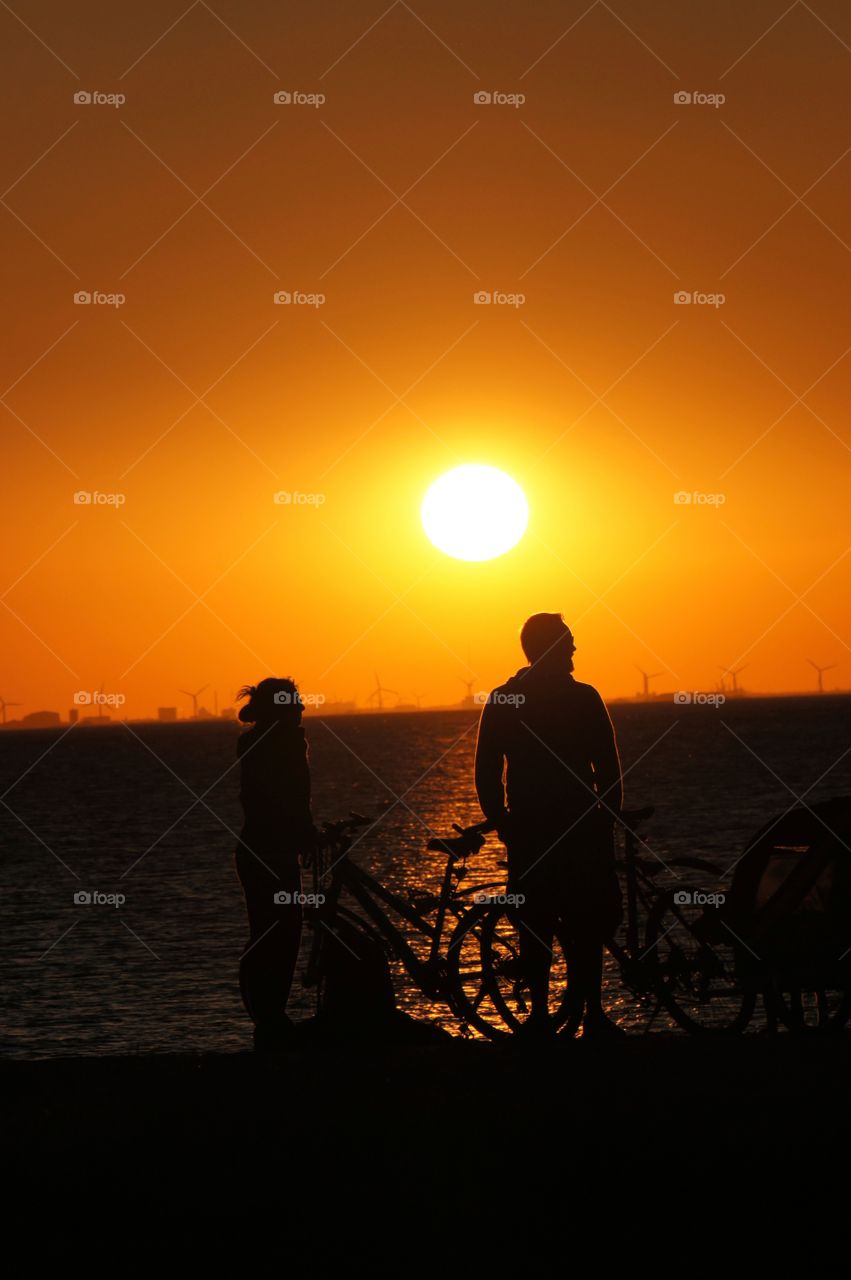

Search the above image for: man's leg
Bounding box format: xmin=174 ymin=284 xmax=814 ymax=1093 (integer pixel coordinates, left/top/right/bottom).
xmin=564 ymin=859 xmax=623 ymax=1032
xmin=565 ymin=932 xmax=604 ymax=1019
xmin=566 ymin=927 xmax=625 ymax=1035
xmin=517 ymin=899 xmax=556 ymax=1023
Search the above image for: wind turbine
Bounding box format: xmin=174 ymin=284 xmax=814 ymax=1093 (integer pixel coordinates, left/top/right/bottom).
xmin=719 ymin=664 xmax=747 ymax=695
xmin=635 ymin=666 xmax=661 ymax=698
xmin=367 ymin=673 xmax=398 ymax=710
xmin=0 ymin=697 xmax=22 ymax=726
xmin=410 ymin=692 xmax=425 ymax=709
xmin=808 ymin=660 xmax=837 ymax=694
xmin=179 ymin=685 xmax=209 ymax=719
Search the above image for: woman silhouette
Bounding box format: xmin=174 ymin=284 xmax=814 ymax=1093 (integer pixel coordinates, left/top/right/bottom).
xmin=234 ymin=677 xmax=316 ymax=1050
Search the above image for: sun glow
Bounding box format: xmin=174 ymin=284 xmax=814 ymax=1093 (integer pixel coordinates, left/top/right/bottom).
xmin=421 ymin=464 xmax=529 ymax=562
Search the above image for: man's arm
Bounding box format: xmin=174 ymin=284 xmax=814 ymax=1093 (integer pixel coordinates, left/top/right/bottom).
xmin=474 ymin=697 xmax=508 ymax=826
xmin=588 ymin=690 xmax=623 ymax=816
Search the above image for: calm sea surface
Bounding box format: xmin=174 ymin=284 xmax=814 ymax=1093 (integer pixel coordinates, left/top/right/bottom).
xmin=2 ymin=698 xmax=849 ymax=1057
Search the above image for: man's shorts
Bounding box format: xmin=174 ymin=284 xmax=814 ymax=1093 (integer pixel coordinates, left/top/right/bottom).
xmin=505 ymin=813 xmax=623 ymax=939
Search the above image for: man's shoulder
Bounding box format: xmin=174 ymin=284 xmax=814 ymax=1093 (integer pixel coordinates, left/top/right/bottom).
xmin=475 ymin=674 xmax=526 ymax=736
xmin=482 ymin=672 xmax=608 ymax=711
xmin=569 ymin=681 xmax=611 ymax=715
xmin=571 ymin=679 xmax=604 ymax=700
xmin=485 ymin=668 xmax=530 ymax=707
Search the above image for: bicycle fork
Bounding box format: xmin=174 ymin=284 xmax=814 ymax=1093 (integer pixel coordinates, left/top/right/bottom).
xmin=429 ymin=854 xmax=462 ymax=967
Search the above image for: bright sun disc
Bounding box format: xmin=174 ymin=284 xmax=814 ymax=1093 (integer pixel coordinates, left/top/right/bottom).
xmin=421 ymin=464 xmax=528 ymax=562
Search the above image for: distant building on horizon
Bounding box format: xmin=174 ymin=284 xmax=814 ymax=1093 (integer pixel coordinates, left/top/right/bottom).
xmin=158 ymin=707 xmax=178 ymax=722
xmin=69 ymin=708 xmax=79 ymax=725
xmin=21 ymin=710 xmax=61 ymax=729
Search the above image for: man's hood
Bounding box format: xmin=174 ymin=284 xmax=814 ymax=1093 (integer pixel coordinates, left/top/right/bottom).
xmin=500 ymin=665 xmax=576 ymax=695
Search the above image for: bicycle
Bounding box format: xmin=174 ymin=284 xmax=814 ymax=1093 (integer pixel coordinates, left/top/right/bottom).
xmin=303 ymin=812 xmax=503 ymax=1030
xmin=303 ymin=807 xmax=753 ymax=1039
xmin=446 ymin=806 xmax=754 ymax=1038
xmin=619 ymin=806 xmax=754 ymax=1034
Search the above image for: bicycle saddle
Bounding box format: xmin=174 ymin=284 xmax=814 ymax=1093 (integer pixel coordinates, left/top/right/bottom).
xmin=427 ymin=829 xmax=486 ymax=859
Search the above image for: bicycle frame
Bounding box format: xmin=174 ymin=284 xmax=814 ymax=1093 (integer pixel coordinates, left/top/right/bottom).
xmin=609 ymin=809 xmax=727 ymax=1004
xmin=307 ymin=825 xmax=503 ymax=1002
xmin=619 ymin=811 xmax=721 ymax=935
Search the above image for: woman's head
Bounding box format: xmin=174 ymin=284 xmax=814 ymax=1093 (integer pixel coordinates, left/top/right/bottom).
xmin=237 ymin=677 xmax=303 ymax=726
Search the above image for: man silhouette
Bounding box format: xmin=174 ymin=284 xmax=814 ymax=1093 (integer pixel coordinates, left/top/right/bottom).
xmin=475 ymin=613 xmax=624 ymax=1037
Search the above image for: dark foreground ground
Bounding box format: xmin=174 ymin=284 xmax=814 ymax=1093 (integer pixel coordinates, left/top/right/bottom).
xmin=7 ymin=1030 xmax=851 ymax=1266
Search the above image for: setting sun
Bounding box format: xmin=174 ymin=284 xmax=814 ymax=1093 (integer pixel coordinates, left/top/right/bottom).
xmin=421 ymin=465 xmax=529 ymax=562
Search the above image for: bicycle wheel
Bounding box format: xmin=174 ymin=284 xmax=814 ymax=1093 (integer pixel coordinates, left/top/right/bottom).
xmin=446 ymin=902 xmax=579 ymax=1040
xmin=644 ymin=890 xmax=755 ymax=1034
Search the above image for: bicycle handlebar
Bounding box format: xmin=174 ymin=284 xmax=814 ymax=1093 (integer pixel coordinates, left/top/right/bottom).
xmin=317 ymin=807 xmax=652 ymax=857
xmin=318 ymin=812 xmax=371 ymax=847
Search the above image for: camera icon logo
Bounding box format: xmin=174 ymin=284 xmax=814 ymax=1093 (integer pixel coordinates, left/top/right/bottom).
xmin=273 ymin=91 xmax=292 ymax=104
xmin=74 ymin=291 xmax=92 ymax=305
xmin=673 ymin=890 xmax=692 ymax=905
xmin=473 ymin=91 xmax=492 ymax=105
xmin=673 ymin=91 xmax=692 ymax=105
xmin=473 ymin=290 xmax=491 ymax=305
xmin=73 ymin=90 xmax=92 ymax=105
xmin=673 ymin=691 xmax=692 ymax=705
xmin=273 ymin=291 xmax=292 ymax=305
xmin=673 ymin=491 xmax=692 ymax=505
xmin=273 ymin=490 xmax=292 ymax=504
xmin=673 ymin=290 xmax=692 ymax=305
xmin=73 ymin=491 xmax=92 ymax=504
xmin=74 ymin=890 xmax=92 ymax=904
xmin=73 ymin=690 xmax=93 ymax=705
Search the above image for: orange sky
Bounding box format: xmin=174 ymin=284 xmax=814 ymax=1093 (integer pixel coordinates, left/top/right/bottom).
xmin=2 ymin=0 xmax=850 ymax=718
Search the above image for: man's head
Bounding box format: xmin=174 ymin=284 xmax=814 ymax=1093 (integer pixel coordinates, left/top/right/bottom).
xmin=520 ymin=612 xmax=576 ymax=672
